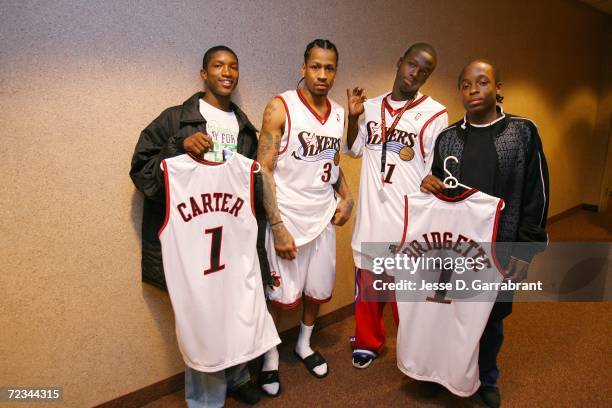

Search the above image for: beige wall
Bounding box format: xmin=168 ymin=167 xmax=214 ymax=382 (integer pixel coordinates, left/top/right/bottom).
xmin=0 ymin=1 xmax=609 ymax=407
xmin=590 ymin=18 xmax=612 ymax=210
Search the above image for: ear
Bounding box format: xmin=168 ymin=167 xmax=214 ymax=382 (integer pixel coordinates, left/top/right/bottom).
xmin=200 ymin=68 xmax=207 ymax=82
xmin=397 ymin=57 xmax=403 ymax=69
xmin=496 ymin=81 xmax=502 ymax=93
xmin=301 ymin=63 xmax=306 ymax=78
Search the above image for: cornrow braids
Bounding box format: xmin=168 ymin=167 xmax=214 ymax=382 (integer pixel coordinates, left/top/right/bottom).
xmin=298 ymin=39 xmax=339 ymax=87
xmin=304 ymin=39 xmax=339 ymax=64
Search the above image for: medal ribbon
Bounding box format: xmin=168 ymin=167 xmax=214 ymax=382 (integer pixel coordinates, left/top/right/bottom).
xmin=380 ymin=94 xmax=414 ymax=182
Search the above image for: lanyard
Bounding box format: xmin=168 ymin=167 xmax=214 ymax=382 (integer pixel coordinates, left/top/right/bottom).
xmin=380 ymin=94 xmax=414 ymax=181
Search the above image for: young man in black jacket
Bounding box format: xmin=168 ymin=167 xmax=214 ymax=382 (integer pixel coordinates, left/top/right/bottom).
xmin=420 ymin=60 xmax=550 ymax=408
xmin=129 ymin=45 xmax=266 ymax=406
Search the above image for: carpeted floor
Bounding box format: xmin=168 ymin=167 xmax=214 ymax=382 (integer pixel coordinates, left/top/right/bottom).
xmin=144 ymin=202 xmax=611 ymax=407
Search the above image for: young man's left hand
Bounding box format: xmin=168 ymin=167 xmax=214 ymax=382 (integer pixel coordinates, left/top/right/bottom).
xmin=504 ymin=257 xmax=530 ymax=282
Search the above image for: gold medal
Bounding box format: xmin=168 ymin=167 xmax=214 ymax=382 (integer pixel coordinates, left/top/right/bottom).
xmin=334 ymin=152 xmax=340 ymax=166
xmin=399 ymin=146 xmax=415 ymax=161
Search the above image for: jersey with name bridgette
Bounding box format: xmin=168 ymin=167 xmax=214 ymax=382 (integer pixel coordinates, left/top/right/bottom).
xmin=396 ymin=189 xmax=504 ymax=396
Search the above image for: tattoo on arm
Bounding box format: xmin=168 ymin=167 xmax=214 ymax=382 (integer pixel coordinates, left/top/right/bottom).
xmin=332 ymin=168 xmax=344 ymax=192
xmin=262 ymin=102 xmax=277 ymax=127
xmin=333 ymin=168 xmax=354 ymax=207
xmin=257 ymin=126 xmax=282 ymax=224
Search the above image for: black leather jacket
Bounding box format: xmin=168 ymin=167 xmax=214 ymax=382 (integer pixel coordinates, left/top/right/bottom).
xmin=432 ymin=113 xmax=550 ymax=319
xmin=130 ymin=92 xmax=271 ymax=289
xmin=432 ymin=113 xmax=549 ymax=263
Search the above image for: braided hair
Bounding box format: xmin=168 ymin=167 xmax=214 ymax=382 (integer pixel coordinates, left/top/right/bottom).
xmin=297 ymin=39 xmax=338 ymax=87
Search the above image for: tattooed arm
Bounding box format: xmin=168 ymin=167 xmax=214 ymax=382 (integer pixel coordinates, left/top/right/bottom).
xmin=331 ymin=168 xmax=354 ymax=226
xmin=257 ymin=98 xmax=297 ymax=260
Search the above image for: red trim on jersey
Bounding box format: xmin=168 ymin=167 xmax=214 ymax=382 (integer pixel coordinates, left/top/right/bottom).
xmin=396 ymin=195 xmax=410 ymax=251
xmin=186 ymin=152 xmax=224 ymax=165
xmin=158 ymin=160 xmax=171 ymax=237
xmin=297 ymin=88 xmax=331 ymax=125
xmin=383 ymin=94 xmax=429 ymax=116
xmin=250 ymin=161 xmax=257 ymax=218
xmin=418 ymin=108 xmax=447 ymax=160
xmin=270 ymin=297 xmax=301 ymax=310
xmin=303 ymin=294 xmax=332 ymax=304
xmin=434 ymin=188 xmax=478 ymax=202
xmin=275 ymin=96 xmax=291 ymax=156
xmin=491 ymin=198 xmax=505 ymax=276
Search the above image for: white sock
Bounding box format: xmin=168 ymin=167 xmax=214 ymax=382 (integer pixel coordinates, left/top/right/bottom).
xmin=261 ymin=347 xmax=280 ymax=395
xmin=295 ymin=322 xmax=314 ymax=358
xmin=295 ymin=322 xmax=327 ymax=376
xmin=262 ymin=346 xmax=279 ymax=371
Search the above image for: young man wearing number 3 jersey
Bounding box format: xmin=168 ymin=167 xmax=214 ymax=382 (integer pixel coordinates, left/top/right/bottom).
xmin=257 ymin=39 xmax=354 ymax=396
xmin=344 ymin=43 xmax=448 ymax=369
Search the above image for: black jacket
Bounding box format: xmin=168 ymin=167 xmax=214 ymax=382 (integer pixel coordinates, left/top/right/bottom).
xmin=130 ymin=92 xmax=272 ymax=289
xmin=432 ymin=113 xmax=550 ymax=319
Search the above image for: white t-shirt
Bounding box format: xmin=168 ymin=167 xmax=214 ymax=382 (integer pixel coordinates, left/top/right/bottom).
xmin=199 ymin=98 xmax=239 ymax=162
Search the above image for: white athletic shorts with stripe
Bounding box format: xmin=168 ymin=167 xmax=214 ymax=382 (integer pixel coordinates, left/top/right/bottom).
xmin=265 ymin=223 xmax=336 ymax=309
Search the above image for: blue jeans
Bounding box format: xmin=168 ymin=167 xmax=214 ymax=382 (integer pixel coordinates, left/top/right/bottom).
xmin=185 ymin=363 xmax=250 ymax=408
xmin=479 ymin=316 xmax=504 ymax=387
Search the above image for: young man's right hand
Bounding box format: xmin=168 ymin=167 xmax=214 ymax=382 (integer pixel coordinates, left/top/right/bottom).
xmin=272 ymin=224 xmax=297 ymax=260
xmin=420 ymin=175 xmax=445 ymax=194
xmin=347 ymin=87 xmax=367 ymax=118
xmin=183 ymin=132 xmax=214 ymax=155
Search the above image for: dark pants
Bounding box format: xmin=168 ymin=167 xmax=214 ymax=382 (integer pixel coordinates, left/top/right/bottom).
xmin=479 ymin=314 xmax=505 ymax=386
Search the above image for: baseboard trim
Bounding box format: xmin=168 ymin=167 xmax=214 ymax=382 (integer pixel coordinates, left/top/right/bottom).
xmin=93 ymin=372 xmax=184 ymax=408
xmin=94 ymin=303 xmax=354 ymax=408
xmin=581 ymin=203 xmax=599 ymax=212
xmin=547 ymin=205 xmax=581 ymax=224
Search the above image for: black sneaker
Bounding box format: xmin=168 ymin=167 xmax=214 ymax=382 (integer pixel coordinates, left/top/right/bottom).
xmin=477 ymin=385 xmax=500 ymax=408
xmin=232 ymin=381 xmax=261 ymax=405
xmin=418 ymin=381 xmax=444 ymax=398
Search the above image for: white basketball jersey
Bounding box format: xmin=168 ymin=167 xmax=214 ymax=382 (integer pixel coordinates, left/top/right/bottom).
xmin=274 ymin=89 xmax=344 ymax=245
xmin=395 ymin=189 xmax=504 ymax=396
xmin=159 ymin=152 xmax=280 ymax=373
xmin=346 ymin=93 xmax=448 ymax=268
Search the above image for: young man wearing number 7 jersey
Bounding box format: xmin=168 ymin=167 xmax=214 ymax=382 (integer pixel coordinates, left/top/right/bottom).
xmin=257 ymin=39 xmax=354 ymax=396
xmin=344 ymin=43 xmax=448 ymax=370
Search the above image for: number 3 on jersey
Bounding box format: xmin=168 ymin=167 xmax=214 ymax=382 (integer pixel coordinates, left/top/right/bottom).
xmin=204 ymin=226 xmax=225 ymax=275
xmin=321 ymin=162 xmax=332 ymax=182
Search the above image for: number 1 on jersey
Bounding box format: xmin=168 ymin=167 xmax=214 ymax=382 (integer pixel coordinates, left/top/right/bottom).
xmin=204 ymin=226 xmax=225 ymax=275
xmin=426 ymin=265 xmax=452 ymax=304
xmin=383 ymin=164 xmax=396 ymax=184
